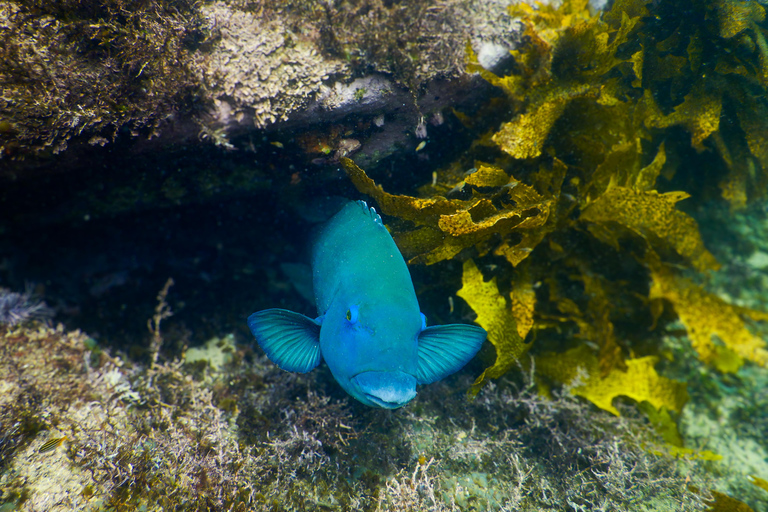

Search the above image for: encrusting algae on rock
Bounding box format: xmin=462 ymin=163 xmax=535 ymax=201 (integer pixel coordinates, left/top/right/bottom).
xmin=1 ymin=315 xmax=723 ymax=510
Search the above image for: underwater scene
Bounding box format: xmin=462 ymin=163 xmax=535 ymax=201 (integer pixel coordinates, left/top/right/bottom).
xmin=1 ymin=0 xmax=768 ymax=510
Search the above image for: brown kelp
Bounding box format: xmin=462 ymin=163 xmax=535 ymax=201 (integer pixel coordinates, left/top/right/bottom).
xmin=341 ymin=0 xmax=768 ymax=419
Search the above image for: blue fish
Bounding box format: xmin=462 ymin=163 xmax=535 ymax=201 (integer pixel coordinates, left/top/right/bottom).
xmin=247 ymin=201 xmax=487 ymax=409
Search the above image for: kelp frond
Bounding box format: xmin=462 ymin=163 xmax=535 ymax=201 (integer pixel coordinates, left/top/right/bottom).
xmin=342 ymin=0 xmax=768 ymax=417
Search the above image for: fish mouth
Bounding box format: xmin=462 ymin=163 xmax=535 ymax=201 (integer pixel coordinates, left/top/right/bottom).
xmin=351 ymin=371 xmax=417 ymax=409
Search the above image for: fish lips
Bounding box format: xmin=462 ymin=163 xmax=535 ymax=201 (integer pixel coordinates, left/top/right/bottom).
xmin=351 ymin=371 xmax=417 ymax=409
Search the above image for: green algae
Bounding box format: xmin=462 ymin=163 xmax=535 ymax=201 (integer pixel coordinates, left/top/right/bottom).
xmin=0 ymin=322 xmax=716 ymax=511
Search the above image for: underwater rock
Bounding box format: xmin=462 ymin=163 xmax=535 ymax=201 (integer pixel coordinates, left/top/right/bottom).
xmin=0 ymin=0 xmax=532 ymax=177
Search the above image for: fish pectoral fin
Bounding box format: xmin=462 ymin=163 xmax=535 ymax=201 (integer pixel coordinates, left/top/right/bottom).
xmin=416 ymin=324 xmax=487 ymax=385
xmin=247 ymin=309 xmax=322 ymax=373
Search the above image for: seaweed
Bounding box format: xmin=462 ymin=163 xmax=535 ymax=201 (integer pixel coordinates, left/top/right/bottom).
xmin=0 ymin=286 xmax=53 ymax=326
xmin=536 ymin=345 xmax=689 ymax=417
xmin=0 ymin=320 xmax=714 ymax=511
xmin=0 ymin=0 xmax=206 ymax=158
xmin=341 ymin=0 xmax=768 ymax=418
xmin=649 ymin=262 xmax=768 ymax=372
xmin=455 ymin=259 xmax=533 ymax=395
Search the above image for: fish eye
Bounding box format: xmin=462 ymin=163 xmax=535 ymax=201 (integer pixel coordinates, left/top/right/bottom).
xmin=345 ymin=305 xmax=359 ymax=323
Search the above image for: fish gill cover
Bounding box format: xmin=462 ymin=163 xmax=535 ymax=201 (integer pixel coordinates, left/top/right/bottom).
xmin=341 ymin=0 xmax=768 ymax=426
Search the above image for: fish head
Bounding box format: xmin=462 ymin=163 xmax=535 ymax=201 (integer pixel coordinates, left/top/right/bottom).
xmin=320 ymin=299 xmax=421 ymax=408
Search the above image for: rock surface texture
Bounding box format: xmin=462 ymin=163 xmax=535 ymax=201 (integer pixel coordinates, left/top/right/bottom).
xmin=0 ymin=0 xmax=527 ymax=176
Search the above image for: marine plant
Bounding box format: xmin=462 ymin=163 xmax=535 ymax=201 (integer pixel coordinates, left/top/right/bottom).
xmin=0 ymin=321 xmax=716 ymax=511
xmin=340 ymin=0 xmax=768 ymax=427
xmin=0 ymin=0 xmax=205 ymax=158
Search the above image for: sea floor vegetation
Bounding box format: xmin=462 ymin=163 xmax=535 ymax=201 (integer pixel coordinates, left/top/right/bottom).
xmin=0 ymin=318 xmax=723 ymax=512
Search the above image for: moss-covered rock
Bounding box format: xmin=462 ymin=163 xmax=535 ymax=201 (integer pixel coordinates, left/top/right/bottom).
xmin=0 ymin=0 xmax=524 ymax=173
xmin=0 ymin=320 xmax=718 ymax=512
